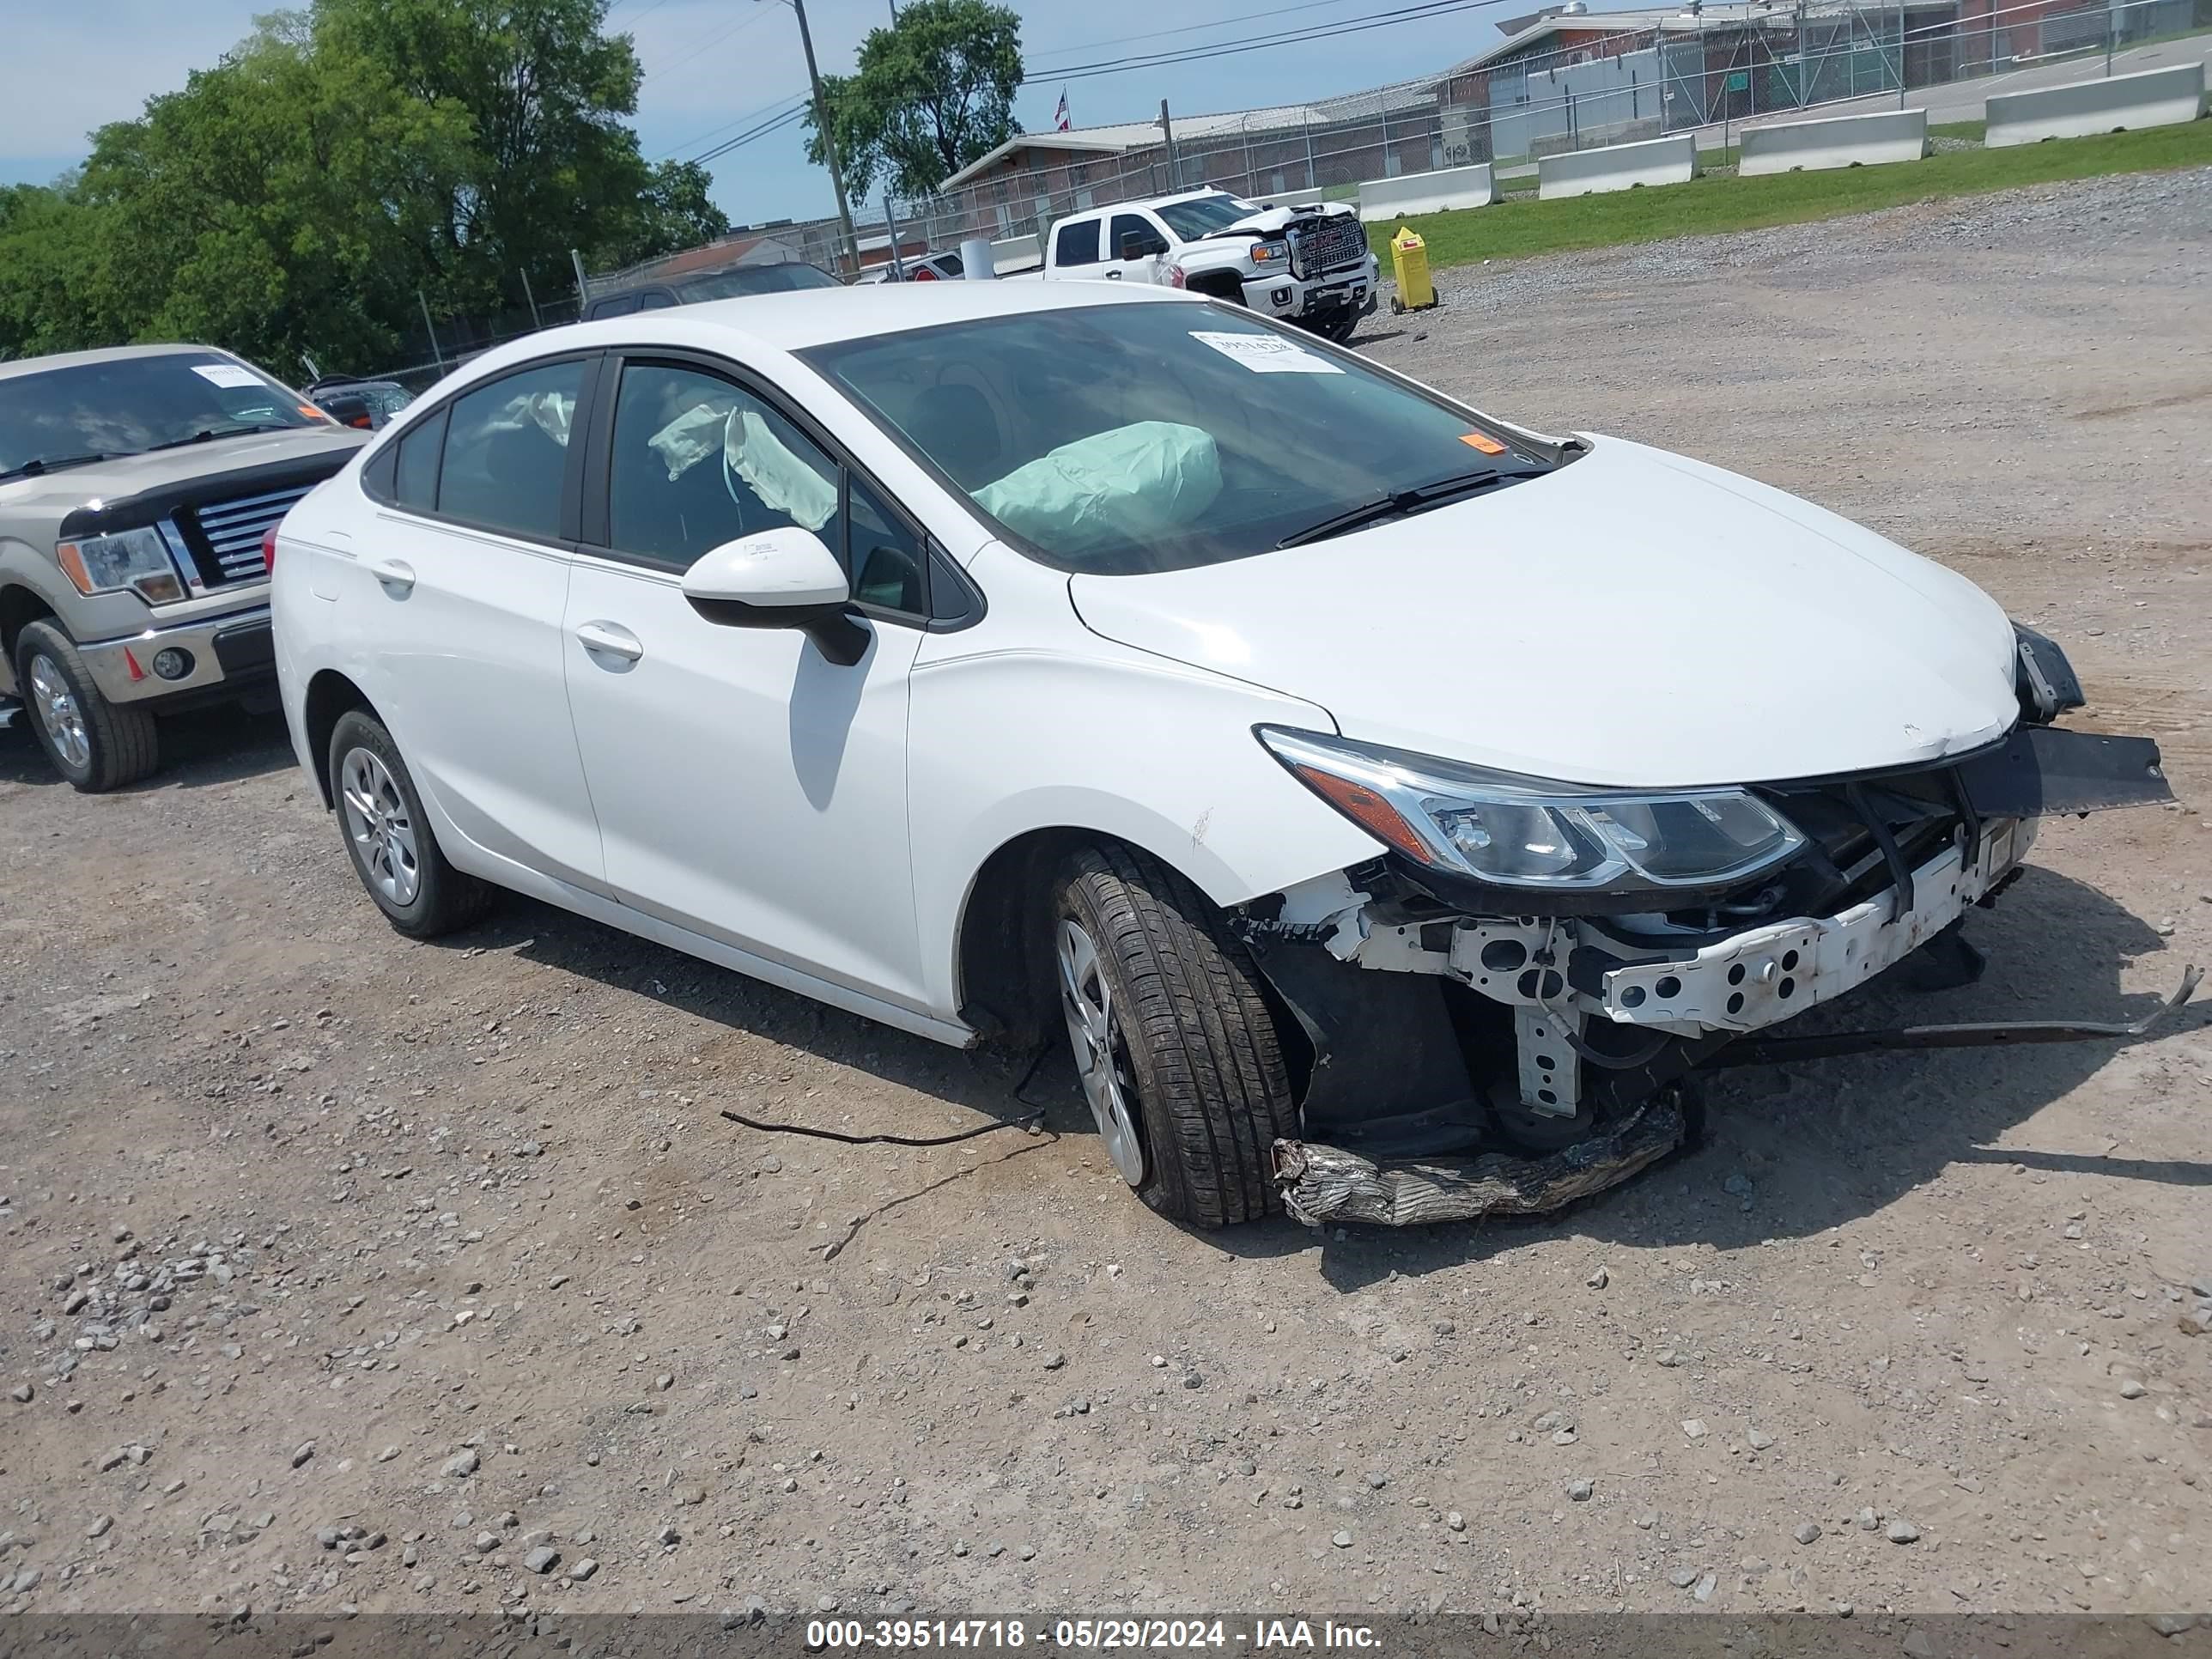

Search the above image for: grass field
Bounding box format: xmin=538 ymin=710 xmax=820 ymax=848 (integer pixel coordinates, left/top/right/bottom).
xmin=1365 ymin=118 xmax=2212 ymax=270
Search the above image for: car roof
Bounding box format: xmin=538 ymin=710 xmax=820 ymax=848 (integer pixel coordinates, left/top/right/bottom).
xmin=520 ymin=278 xmax=1200 ymax=361
xmin=0 ymin=343 xmax=238 ymax=383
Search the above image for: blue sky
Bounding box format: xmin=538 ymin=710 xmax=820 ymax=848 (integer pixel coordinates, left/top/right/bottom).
xmin=2 ymin=1 xmax=1535 ymax=227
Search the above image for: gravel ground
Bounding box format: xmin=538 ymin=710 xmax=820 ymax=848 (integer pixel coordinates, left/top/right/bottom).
xmin=3 ymin=168 xmax=2209 ymax=1625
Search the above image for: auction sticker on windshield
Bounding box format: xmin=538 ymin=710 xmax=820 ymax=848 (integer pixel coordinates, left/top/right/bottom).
xmin=1188 ymin=331 xmax=1343 ymax=374
xmin=191 ymin=364 xmax=264 ymax=389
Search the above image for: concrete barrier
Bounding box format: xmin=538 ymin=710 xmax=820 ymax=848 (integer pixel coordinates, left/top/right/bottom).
xmin=989 ymin=234 xmax=1042 ymax=275
xmin=1538 ymin=134 xmax=1698 ymax=199
xmin=1739 ymin=107 xmax=1929 ymax=175
xmin=1355 ymin=164 xmax=1499 ymax=222
xmin=1984 ymin=61 xmax=2206 ymax=147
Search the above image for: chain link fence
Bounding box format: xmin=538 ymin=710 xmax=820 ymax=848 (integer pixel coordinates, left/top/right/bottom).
xmin=887 ymin=0 xmax=2203 ymax=252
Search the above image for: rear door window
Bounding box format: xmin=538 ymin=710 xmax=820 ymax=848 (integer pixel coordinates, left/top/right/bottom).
xmin=1054 ymin=218 xmax=1100 ymax=268
xmin=433 ymin=360 xmax=585 ymax=542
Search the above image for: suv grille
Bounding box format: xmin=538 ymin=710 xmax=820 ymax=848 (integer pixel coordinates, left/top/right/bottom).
xmin=176 ymin=484 xmax=313 ymax=588
xmin=1288 ymin=214 xmax=1367 ymax=280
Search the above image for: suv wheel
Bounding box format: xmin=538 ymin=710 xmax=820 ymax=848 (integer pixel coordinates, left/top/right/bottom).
xmin=1051 ymin=843 xmax=1296 ymax=1227
xmin=327 ymin=709 xmax=495 ymax=938
xmin=15 ymin=619 xmax=159 ymax=792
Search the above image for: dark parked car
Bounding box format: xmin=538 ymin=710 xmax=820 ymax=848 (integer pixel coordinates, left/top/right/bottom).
xmin=307 ymin=377 xmax=414 ymax=430
xmin=580 ymin=261 xmax=842 ymax=320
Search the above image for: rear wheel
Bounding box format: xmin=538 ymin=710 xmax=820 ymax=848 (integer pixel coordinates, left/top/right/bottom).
xmin=327 ymin=708 xmax=495 ymax=939
xmin=15 ymin=620 xmax=159 ymax=793
xmin=1051 ymin=844 xmax=1296 ymax=1226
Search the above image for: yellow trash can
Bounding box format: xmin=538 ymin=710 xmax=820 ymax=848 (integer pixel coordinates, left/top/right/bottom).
xmin=1389 ymin=225 xmax=1436 ymax=313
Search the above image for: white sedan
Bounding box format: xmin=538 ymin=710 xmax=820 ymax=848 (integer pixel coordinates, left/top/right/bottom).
xmin=270 ymin=280 xmax=2170 ymax=1227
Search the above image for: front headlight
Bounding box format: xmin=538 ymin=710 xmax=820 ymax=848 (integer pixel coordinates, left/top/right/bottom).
xmin=56 ymin=526 xmax=187 ymax=604
xmin=1249 ymin=239 xmax=1289 ymax=264
xmin=1258 ymin=727 xmax=1806 ymax=894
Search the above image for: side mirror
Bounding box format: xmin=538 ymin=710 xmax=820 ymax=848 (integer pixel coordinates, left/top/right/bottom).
xmin=1120 ymin=229 xmax=1168 ymax=261
xmin=681 ymin=526 xmax=869 ymax=666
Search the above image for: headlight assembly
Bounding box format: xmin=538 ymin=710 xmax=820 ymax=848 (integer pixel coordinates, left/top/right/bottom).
xmin=1258 ymin=726 xmax=1806 ymax=895
xmin=56 ymin=526 xmax=187 ymax=605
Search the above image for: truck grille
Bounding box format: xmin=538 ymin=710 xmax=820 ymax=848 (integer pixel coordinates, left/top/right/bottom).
xmin=175 ymin=484 xmax=313 ymax=588
xmin=1289 ymin=214 xmax=1368 ymax=280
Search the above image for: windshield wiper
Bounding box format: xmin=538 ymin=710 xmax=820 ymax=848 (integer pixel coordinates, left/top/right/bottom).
xmin=145 ymin=422 xmax=291 ymax=453
xmin=0 ymin=452 xmax=111 ymax=482
xmin=1276 ymin=466 xmax=1544 ymax=549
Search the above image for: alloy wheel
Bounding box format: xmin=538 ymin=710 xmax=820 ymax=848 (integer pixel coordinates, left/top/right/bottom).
xmin=27 ymin=653 xmax=90 ymax=772
xmin=1056 ymin=917 xmax=1146 ymax=1187
xmin=338 ymin=745 xmax=422 ymax=907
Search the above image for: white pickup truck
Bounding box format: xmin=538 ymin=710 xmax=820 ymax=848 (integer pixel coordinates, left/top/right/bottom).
xmin=1036 ymin=188 xmax=1379 ymax=342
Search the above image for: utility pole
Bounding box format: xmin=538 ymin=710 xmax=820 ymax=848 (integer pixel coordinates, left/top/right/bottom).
xmin=1158 ymin=99 xmax=1180 ymax=189
xmin=771 ymin=0 xmax=861 ymax=278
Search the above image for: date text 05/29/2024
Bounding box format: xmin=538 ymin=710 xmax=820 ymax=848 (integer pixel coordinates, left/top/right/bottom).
xmin=805 ymin=1620 xmax=1382 ymax=1650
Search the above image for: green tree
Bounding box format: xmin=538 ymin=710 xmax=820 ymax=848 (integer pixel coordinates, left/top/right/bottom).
xmin=7 ymin=0 xmax=729 ymax=377
xmin=805 ymin=0 xmax=1023 ymax=202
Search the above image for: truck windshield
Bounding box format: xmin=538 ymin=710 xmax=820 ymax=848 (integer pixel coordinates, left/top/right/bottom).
xmin=678 ymin=264 xmax=842 ymax=301
xmin=804 ymin=300 xmax=1552 ymax=574
xmin=1153 ymin=195 xmax=1265 ymax=240
xmin=0 ymin=351 xmax=324 ymax=475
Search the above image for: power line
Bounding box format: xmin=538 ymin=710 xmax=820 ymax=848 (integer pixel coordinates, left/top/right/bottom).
xmin=690 ymin=101 xmax=811 ymax=167
xmin=658 ymin=90 xmax=811 ymax=161
xmin=1024 ymin=0 xmax=1372 ymax=68
xmin=641 ymin=1 xmax=781 ymax=87
xmin=1020 ymin=0 xmax=1518 ymax=86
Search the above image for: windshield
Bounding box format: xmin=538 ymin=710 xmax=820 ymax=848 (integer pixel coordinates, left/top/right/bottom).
xmin=802 ymin=301 xmax=1549 ymax=574
xmin=0 ymin=350 xmax=325 ymax=474
xmin=1154 ymin=194 xmax=1264 ymax=240
xmin=678 ymin=264 xmax=842 ymax=301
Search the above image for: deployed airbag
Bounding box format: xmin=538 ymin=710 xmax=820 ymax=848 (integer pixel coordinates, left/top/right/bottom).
xmin=975 ymin=421 xmax=1221 ymax=556
xmin=647 ymin=404 xmax=839 ymax=532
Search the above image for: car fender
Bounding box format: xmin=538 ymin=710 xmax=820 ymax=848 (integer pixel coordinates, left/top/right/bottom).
xmin=0 ymin=537 xmax=75 ymax=696
xmin=907 ymin=544 xmax=1382 ymax=1021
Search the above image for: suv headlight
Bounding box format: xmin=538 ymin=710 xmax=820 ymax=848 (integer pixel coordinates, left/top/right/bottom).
xmin=1249 ymin=239 xmax=1290 ymax=264
xmin=57 ymin=526 xmax=187 ymax=605
xmin=1259 ymin=726 xmax=1806 ymax=894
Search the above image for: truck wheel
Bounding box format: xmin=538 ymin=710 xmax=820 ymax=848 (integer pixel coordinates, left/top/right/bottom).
xmin=1318 ymin=308 xmax=1360 ymax=344
xmin=15 ymin=619 xmax=159 ymax=793
xmin=327 ymin=708 xmax=495 ymax=939
xmin=1050 ymin=843 xmax=1296 ymax=1227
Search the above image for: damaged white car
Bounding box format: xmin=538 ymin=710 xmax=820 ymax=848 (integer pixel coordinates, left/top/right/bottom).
xmin=270 ymin=281 xmax=2188 ymax=1229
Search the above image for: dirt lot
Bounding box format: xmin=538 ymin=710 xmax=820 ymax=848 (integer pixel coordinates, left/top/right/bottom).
xmin=3 ymin=167 xmax=2209 ymax=1625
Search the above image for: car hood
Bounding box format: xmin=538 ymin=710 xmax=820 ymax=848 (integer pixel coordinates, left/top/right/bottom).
xmin=0 ymin=427 xmax=366 ymax=521
xmin=1066 ymin=434 xmax=2022 ymax=789
xmin=1215 ymin=204 xmax=1356 ymax=238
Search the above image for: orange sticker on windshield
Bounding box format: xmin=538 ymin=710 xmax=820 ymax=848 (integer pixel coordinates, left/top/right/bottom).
xmin=1460 ymin=431 xmax=1507 ymax=454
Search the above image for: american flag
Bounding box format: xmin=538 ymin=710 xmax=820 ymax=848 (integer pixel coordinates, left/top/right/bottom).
xmin=1054 ymin=89 xmax=1070 ymax=131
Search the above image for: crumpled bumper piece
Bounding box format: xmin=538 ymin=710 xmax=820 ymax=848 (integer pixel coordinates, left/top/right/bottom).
xmin=1271 ymin=1095 xmax=1685 ymax=1228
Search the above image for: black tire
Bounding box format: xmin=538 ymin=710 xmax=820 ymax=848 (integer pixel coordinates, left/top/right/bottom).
xmin=326 ymin=708 xmax=495 ymax=939
xmin=14 ymin=619 xmax=159 ymax=792
xmin=1317 ymin=307 xmax=1360 ymax=344
xmin=1052 ymin=843 xmax=1296 ymax=1227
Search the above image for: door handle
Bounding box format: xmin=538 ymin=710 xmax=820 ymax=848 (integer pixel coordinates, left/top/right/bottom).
xmin=574 ymin=620 xmax=644 ymax=664
xmin=368 ymin=558 xmax=416 ymax=594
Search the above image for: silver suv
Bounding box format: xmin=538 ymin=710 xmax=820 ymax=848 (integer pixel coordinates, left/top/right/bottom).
xmin=1 ymin=344 xmax=367 ymax=789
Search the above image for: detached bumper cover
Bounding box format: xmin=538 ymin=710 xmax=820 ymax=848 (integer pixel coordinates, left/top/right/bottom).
xmin=1273 ymin=1093 xmax=1686 ymax=1227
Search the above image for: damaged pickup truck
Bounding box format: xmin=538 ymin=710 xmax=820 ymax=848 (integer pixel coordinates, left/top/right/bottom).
xmin=270 ymin=283 xmax=2188 ymax=1231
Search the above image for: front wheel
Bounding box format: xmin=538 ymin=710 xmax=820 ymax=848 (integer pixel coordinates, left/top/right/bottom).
xmin=1314 ymin=307 xmax=1360 ymax=344
xmin=1050 ymin=844 xmax=1297 ymax=1227
xmin=15 ymin=619 xmax=159 ymax=793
